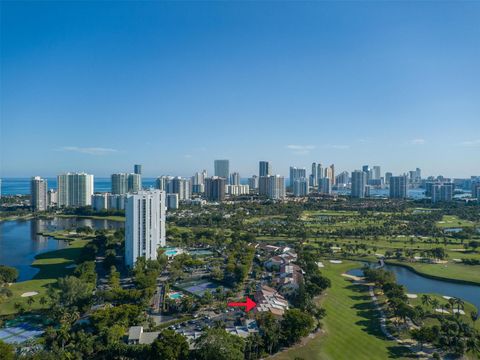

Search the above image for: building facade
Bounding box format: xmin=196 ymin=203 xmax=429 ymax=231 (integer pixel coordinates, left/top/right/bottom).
xmin=58 ymin=173 xmax=94 ymax=207
xmin=31 ymin=176 xmax=48 ymax=211
xmin=351 ymin=170 xmax=367 ymax=198
xmin=214 ymin=160 xmax=229 ymax=180
xmin=389 ymin=175 xmax=407 ymax=199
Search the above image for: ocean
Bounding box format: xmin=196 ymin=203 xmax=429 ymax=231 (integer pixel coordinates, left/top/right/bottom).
xmin=0 ymin=177 xmax=157 ymax=195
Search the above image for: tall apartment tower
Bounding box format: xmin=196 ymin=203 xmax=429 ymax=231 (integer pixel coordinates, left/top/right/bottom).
xmin=318 ymin=178 xmax=332 ymax=195
xmin=372 ymin=166 xmax=381 ymax=180
xmin=317 ymin=163 xmax=324 ymax=180
xmin=204 ymin=176 xmax=226 ymax=202
xmin=289 ymin=167 xmax=307 ymax=187
xmin=293 ymin=177 xmax=309 ymax=197
xmin=310 ymin=162 xmax=318 ymax=187
xmin=125 ymin=190 xmax=166 ymax=267
xmin=168 ymin=177 xmax=191 ymax=200
xmin=351 ymin=170 xmax=367 ymax=198
xmin=214 ymin=160 xmax=230 ymax=180
xmin=389 ymin=175 xmax=407 ymax=199
xmin=230 ymin=172 xmax=240 ymax=186
xmin=268 ymin=175 xmax=286 ymax=200
xmin=432 ymin=183 xmax=454 ymax=203
xmin=31 ymin=176 xmax=48 ymax=211
xmin=259 ymin=161 xmax=271 ymax=177
xmin=134 ymin=164 xmax=142 ymax=175
xmin=57 ymin=173 xmax=94 ymax=207
xmin=111 ymin=173 xmax=141 ymax=194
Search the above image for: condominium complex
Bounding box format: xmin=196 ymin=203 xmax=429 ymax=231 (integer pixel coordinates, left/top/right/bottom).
xmin=351 ymin=170 xmax=367 ymax=198
xmin=125 ymin=190 xmax=166 ymax=267
xmin=259 ymin=161 xmax=271 ymax=177
xmin=389 ymin=175 xmax=407 ymax=199
xmin=31 ymin=176 xmax=47 ymax=211
xmin=204 ymin=176 xmax=226 ymax=201
xmin=318 ymin=177 xmax=332 ymax=195
xmin=289 ymin=167 xmax=306 ymax=188
xmin=267 ymin=175 xmax=286 ymax=200
xmin=57 ymin=172 xmax=94 ymax=207
xmin=214 ymin=160 xmax=229 ymax=180
xmin=111 ymin=173 xmax=141 ymax=194
xmin=293 ymin=177 xmax=308 ymax=197
xmin=432 ymin=183 xmax=454 ymax=203
xmin=230 ymin=172 xmax=240 ymax=186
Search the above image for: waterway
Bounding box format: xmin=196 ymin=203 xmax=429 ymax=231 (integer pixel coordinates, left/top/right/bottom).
xmin=347 ymin=263 xmax=480 ymax=311
xmin=0 ymin=218 xmax=123 ymax=281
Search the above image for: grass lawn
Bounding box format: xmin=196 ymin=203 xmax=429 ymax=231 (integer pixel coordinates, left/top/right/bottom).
xmin=272 ymin=261 xmax=412 ymax=360
xmin=0 ymin=239 xmax=89 ymax=315
xmin=56 ymin=214 xmax=125 ymax=222
xmin=437 ymin=215 xmax=476 ymax=229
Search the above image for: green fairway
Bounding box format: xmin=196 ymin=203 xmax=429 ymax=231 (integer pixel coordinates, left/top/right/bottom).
xmin=436 ymin=215 xmax=476 ymax=229
xmin=0 ymin=239 xmax=89 ymax=315
xmin=273 ymin=261 xmax=411 ymax=360
xmin=56 ymin=214 xmax=125 ymax=222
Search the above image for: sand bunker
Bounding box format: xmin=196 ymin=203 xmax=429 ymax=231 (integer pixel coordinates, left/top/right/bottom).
xmin=329 ymin=260 xmax=343 ymax=264
xmin=406 ymin=294 xmax=417 ymax=299
xmin=21 ymin=291 xmax=38 ymax=297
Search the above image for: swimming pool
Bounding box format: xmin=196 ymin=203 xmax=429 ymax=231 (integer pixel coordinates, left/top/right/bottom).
xmin=168 ymin=292 xmax=183 ymax=300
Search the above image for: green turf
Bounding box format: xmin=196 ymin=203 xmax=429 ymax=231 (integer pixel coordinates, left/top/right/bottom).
xmin=0 ymin=239 xmax=89 ymax=315
xmin=436 ymin=215 xmax=476 ymax=229
xmin=56 ymin=214 xmax=125 ymax=222
xmin=273 ymin=261 xmax=412 ymax=360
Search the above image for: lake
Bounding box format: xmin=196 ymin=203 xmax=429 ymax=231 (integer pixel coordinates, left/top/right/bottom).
xmin=0 ymin=218 xmax=123 ymax=281
xmin=347 ymin=262 xmax=480 ymax=311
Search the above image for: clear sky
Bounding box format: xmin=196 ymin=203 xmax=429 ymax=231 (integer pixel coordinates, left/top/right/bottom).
xmin=1 ymin=1 xmax=479 ymax=178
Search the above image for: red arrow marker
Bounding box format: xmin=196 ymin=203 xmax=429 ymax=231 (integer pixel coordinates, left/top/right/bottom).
xmin=227 ymin=296 xmax=257 ymax=312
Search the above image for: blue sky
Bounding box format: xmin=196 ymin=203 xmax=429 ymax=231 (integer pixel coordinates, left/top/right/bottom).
xmin=1 ymin=1 xmax=479 ymax=178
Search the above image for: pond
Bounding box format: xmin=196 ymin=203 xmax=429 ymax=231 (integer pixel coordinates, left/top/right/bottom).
xmin=0 ymin=217 xmax=123 ymax=281
xmin=347 ymin=262 xmax=480 ymax=311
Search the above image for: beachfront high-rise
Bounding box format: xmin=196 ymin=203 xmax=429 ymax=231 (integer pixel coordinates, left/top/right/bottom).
xmin=389 ymin=175 xmax=407 ymax=199
xmin=259 ymin=161 xmax=271 ymax=177
xmin=57 ymin=173 xmax=94 ymax=207
xmin=111 ymin=173 xmax=141 ymax=194
xmin=134 ymin=164 xmax=142 ymax=175
xmin=31 ymin=176 xmax=47 ymax=211
xmin=214 ymin=160 xmax=229 ymax=180
xmin=125 ymin=189 xmax=166 ymax=267
xmin=351 ymin=170 xmax=367 ymax=198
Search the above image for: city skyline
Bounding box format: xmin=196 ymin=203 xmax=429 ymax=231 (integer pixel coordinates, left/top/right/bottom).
xmin=1 ymin=2 xmax=480 ymax=178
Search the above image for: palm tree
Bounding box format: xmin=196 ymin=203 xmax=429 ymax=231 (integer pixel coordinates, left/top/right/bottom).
xmin=421 ymin=294 xmax=432 ymax=308
xmin=27 ymin=296 xmax=35 ymax=308
xmin=39 ymin=296 xmax=48 ymax=306
xmin=453 ymin=298 xmax=464 ymax=316
xmin=431 ymin=299 xmax=440 ymax=312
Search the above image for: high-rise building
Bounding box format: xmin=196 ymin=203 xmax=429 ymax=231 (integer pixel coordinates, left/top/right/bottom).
xmin=155 ymin=176 xmax=173 ymax=192
xmin=310 ymin=162 xmax=318 ymax=187
xmin=268 ymin=175 xmax=286 ymax=200
xmin=389 ymin=175 xmax=407 ymax=199
xmin=47 ymin=189 xmax=57 ymax=207
xmin=204 ymin=177 xmax=226 ymax=202
xmin=58 ymin=173 xmax=94 ymax=207
xmin=134 ymin=164 xmax=142 ymax=175
xmin=214 ymin=160 xmax=229 ymax=180
xmin=230 ymin=172 xmax=240 ymax=186
xmin=258 ymin=176 xmax=269 ymax=196
xmin=192 ymin=170 xmax=207 ymax=193
xmin=372 ymin=166 xmax=381 ymax=180
xmin=259 ymin=161 xmax=271 ymax=177
xmin=248 ymin=175 xmax=259 ymax=191
xmin=167 ymin=193 xmax=179 ymax=210
xmin=432 ymin=183 xmax=454 ymax=203
xmin=293 ymin=177 xmax=308 ymax=197
xmin=289 ymin=167 xmax=307 ymax=187
xmin=472 ymin=182 xmax=480 ymax=199
xmin=385 ymin=172 xmax=393 ymax=185
xmin=318 ymin=178 xmax=332 ymax=195
xmin=112 ymin=173 xmax=141 ymax=194
xmin=91 ymin=193 xmax=109 ymax=211
xmin=317 ymin=163 xmax=324 ymax=179
xmin=167 ymin=177 xmax=191 ymax=201
xmin=351 ymin=170 xmax=367 ymax=198
xmin=31 ymin=176 xmax=47 ymax=211
xmin=108 ymin=194 xmax=126 ymax=210
xmin=125 ymin=190 xmax=166 ymax=267
xmin=226 ymin=184 xmax=250 ymax=196
xmin=324 ymin=165 xmax=335 ymax=186
xmin=335 ymin=171 xmax=349 ymax=187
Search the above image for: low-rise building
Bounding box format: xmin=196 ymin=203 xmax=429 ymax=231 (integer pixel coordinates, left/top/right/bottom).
xmin=127 ymin=326 xmax=160 ymax=345
xmin=254 ymin=285 xmax=289 ymax=317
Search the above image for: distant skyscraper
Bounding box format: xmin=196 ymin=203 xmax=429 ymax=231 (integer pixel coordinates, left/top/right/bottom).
xmin=317 ymin=163 xmax=324 ymax=180
xmin=47 ymin=189 xmax=57 ymax=207
xmin=268 ymin=175 xmax=286 ymax=200
xmin=372 ymin=166 xmax=381 ymax=180
xmin=166 ymin=193 xmax=179 ymax=210
xmin=351 ymin=170 xmax=367 ymax=198
xmin=258 ymin=176 xmax=269 ymax=196
xmin=204 ymin=177 xmax=226 ymax=202
xmin=112 ymin=173 xmax=141 ymax=194
xmin=289 ymin=167 xmax=307 ymax=187
xmin=134 ymin=164 xmax=142 ymax=175
xmin=155 ymin=176 xmax=173 ymax=192
xmin=31 ymin=176 xmax=47 ymax=211
xmin=91 ymin=193 xmax=108 ymax=211
xmin=248 ymin=175 xmax=259 ymax=191
xmin=214 ymin=160 xmax=229 ymax=180
xmin=57 ymin=173 xmax=94 ymax=207
xmin=293 ymin=177 xmax=308 ymax=197
xmin=324 ymin=165 xmax=335 ymax=186
xmin=432 ymin=183 xmax=454 ymax=203
xmin=385 ymin=172 xmax=393 ymax=185
xmin=310 ymin=162 xmax=318 ymax=187
xmin=168 ymin=177 xmax=191 ymax=201
xmin=335 ymin=171 xmax=349 ymax=187
xmin=230 ymin=172 xmax=240 ymax=186
xmin=192 ymin=171 xmax=207 ymax=194
xmin=259 ymin=161 xmax=271 ymax=177
xmin=389 ymin=175 xmax=407 ymax=199
xmin=125 ymin=190 xmax=166 ymax=267
xmin=318 ymin=178 xmax=332 ymax=195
